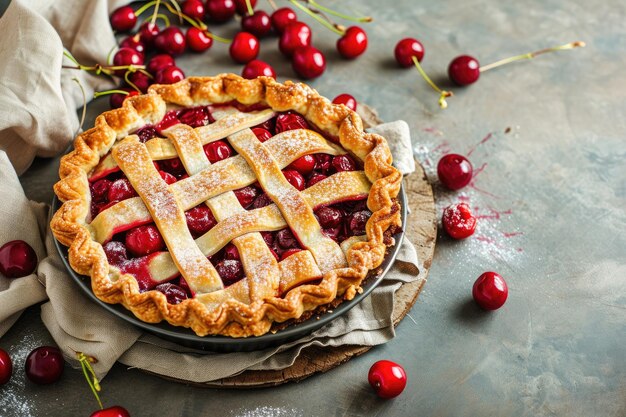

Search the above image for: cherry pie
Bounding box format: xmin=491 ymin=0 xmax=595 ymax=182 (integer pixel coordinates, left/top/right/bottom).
xmin=51 ymin=75 xmax=402 ymax=337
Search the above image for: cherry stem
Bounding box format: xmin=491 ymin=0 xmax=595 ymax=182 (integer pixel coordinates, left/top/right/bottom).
xmin=71 ymin=77 xmax=87 ymax=135
xmin=150 ymin=0 xmax=161 ymax=25
xmin=266 ymin=0 xmax=277 ymax=10
xmin=142 ymin=12 xmax=171 ymax=27
xmin=306 ymin=0 xmax=372 ymax=23
xmin=245 ymin=0 xmax=254 ymax=16
xmin=76 ymin=352 xmax=103 ymax=410
xmin=168 ymin=0 xmax=184 ymax=24
xmin=162 ymin=2 xmax=231 ymax=43
xmin=93 ymin=89 xmax=133 ymax=99
xmin=289 ymin=0 xmax=343 ymax=35
xmin=479 ymin=41 xmax=586 ymax=72
xmin=135 ymin=0 xmax=159 ymax=18
xmin=411 ymin=56 xmax=453 ymax=109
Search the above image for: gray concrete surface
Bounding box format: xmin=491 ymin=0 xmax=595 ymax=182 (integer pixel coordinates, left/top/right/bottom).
xmin=3 ymin=0 xmax=625 ymax=416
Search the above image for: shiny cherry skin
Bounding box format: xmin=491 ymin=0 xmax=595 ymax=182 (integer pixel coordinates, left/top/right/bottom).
xmin=155 ymin=282 xmax=188 ymax=304
xmin=283 ymin=170 xmax=306 ymax=190
xmin=394 ymin=38 xmax=425 ymax=67
xmin=437 ymin=153 xmax=473 ymax=190
xmin=204 ymin=140 xmax=232 ymax=163
xmin=25 ymin=346 xmax=64 ymax=385
xmin=242 ymin=59 xmax=276 ymax=79
xmin=109 ymin=89 xmax=139 ymax=109
xmin=215 ymin=259 xmax=244 ymax=286
xmin=91 ymin=179 xmax=112 ymax=202
xmin=332 ymin=154 xmax=356 ymax=172
xmin=229 ymin=32 xmax=259 ymax=63
xmin=155 ymin=66 xmax=185 ymax=84
xmin=154 ymin=27 xmax=186 ymax=56
xmin=110 ymin=6 xmax=136 ymax=32
xmin=315 ymin=207 xmax=343 ymax=228
xmin=442 ymin=203 xmax=477 ymax=239
xmin=271 ymin=7 xmax=297 ymax=34
xmin=223 ymin=243 xmax=240 ymax=260
xmin=348 ymin=210 xmax=371 ymax=235
xmin=448 ymin=55 xmax=481 ymax=86
xmin=332 ymin=94 xmax=357 ymax=111
xmin=120 ymin=36 xmax=145 ymax=55
xmin=279 ymin=22 xmax=311 ymax=57
xmin=368 ymin=360 xmax=407 ymax=399
xmin=205 ymin=0 xmax=236 ymax=23
xmin=108 ymin=178 xmax=136 ymax=201
xmin=89 ymin=406 xmax=131 ymax=417
xmin=242 ymin=11 xmax=271 ymax=38
xmin=280 ymin=248 xmax=301 ymax=261
xmin=337 ymin=26 xmax=367 ymax=59
xmin=112 ymin=48 xmax=144 ymax=76
xmin=473 ymin=272 xmax=508 ymax=310
xmin=233 ymin=0 xmax=256 ymax=15
xmin=276 ymin=228 xmax=298 ymax=249
xmin=147 ymin=54 xmax=175 ymax=75
xmin=182 ymin=0 xmax=205 ymax=20
xmin=185 ymin=205 xmax=217 ymax=236
xmin=233 ymin=185 xmax=259 ymax=208
xmin=292 ymin=46 xmax=326 ymax=79
xmin=127 ymin=71 xmax=151 ymax=93
xmin=186 ymin=27 xmax=213 ymax=52
xmin=287 ymin=155 xmax=316 ymax=175
xmin=125 ymin=224 xmax=165 ymax=256
xmin=275 ymin=113 xmax=309 ymax=133
xmin=307 ymin=172 xmax=327 ymax=187
xmin=251 ymin=127 xmax=272 ymax=142
xmin=0 ymin=348 xmax=12 ymax=385
xmin=0 ymin=240 xmax=37 ymax=278
xmin=139 ymin=22 xmax=160 ymax=47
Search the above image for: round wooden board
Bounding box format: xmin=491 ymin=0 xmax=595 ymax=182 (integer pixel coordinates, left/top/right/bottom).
xmin=147 ymin=106 xmax=437 ymax=388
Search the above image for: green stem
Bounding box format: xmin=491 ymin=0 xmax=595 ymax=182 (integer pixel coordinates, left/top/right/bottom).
xmin=135 ymin=0 xmax=159 ymax=17
xmin=63 ymin=50 xmax=81 ymax=66
xmin=289 ymin=0 xmax=343 ymax=35
xmin=266 ymin=0 xmax=277 ymax=10
xmin=479 ymin=41 xmax=586 ymax=72
xmin=245 ymin=0 xmax=254 ymax=16
xmin=168 ymin=0 xmax=184 ymax=24
xmin=412 ymin=56 xmax=452 ymax=109
xmin=162 ymin=2 xmax=231 ymax=43
xmin=94 ymin=89 xmax=133 ymax=99
xmin=124 ymin=71 xmax=142 ymax=93
xmin=150 ymin=0 xmax=161 ymax=25
xmin=77 ymin=352 xmax=103 ymax=410
xmin=71 ymin=78 xmax=87 ymax=135
xmin=307 ymin=0 xmax=372 ymax=23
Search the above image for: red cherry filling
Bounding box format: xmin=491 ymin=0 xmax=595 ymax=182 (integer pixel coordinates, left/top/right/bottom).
xmin=251 ymin=127 xmax=272 ymax=142
xmin=348 ymin=210 xmax=371 ymax=236
xmin=103 ymin=241 xmax=128 ymax=266
xmin=234 ymin=185 xmax=259 ymax=208
xmin=185 ymin=205 xmax=217 ymax=236
xmin=315 ymin=207 xmax=343 ymax=228
xmin=155 ymin=282 xmax=188 ymax=304
xmin=283 ymin=170 xmax=305 ymax=190
xmin=0 ymin=240 xmax=38 ymax=278
xmin=178 ymin=106 xmax=211 ymax=127
xmin=215 ymin=259 xmax=244 ymax=286
xmin=275 ymin=112 xmax=309 ymax=133
xmin=442 ymin=203 xmax=477 ymax=239
xmin=90 ymin=179 xmax=112 ymax=202
xmin=276 ymin=228 xmax=298 ymax=249
xmin=156 ymin=110 xmax=180 ymax=134
xmin=136 ymin=125 xmax=157 ymax=143
xmin=314 ymin=154 xmax=332 ymax=174
xmin=307 ymin=173 xmax=327 ymax=187
xmin=108 ymin=178 xmax=137 ymax=202
xmin=204 ymin=140 xmax=233 ymax=163
xmin=287 ymin=155 xmax=315 ymax=175
xmin=223 ymin=243 xmax=240 ymax=260
xmin=158 ymin=157 xmax=186 ymax=177
xmin=159 ymin=170 xmax=177 ymax=184
xmin=252 ymin=193 xmax=272 ymax=209
xmin=280 ymin=248 xmax=302 ymax=261
xmin=125 ymin=224 xmax=165 ymax=257
xmin=332 ymin=154 xmax=356 ymax=172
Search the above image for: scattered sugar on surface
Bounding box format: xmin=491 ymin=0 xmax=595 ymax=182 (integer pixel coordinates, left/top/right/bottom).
xmin=0 ymin=333 xmax=41 ymax=417
xmin=230 ymin=406 xmax=304 ymax=417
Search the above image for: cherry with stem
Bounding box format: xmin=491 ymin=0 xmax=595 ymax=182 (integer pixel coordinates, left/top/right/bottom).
xmin=411 ymin=56 xmax=453 ymax=109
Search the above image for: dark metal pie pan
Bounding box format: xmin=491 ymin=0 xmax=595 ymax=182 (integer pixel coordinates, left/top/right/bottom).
xmin=52 ymin=183 xmax=407 ymax=352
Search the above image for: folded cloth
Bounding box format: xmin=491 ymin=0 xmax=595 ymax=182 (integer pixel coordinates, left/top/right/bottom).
xmin=0 ymin=0 xmax=421 ymax=383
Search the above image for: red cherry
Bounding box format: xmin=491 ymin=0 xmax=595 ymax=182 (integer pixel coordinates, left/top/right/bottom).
xmin=120 ymin=36 xmax=145 ymax=55
xmin=332 ymin=94 xmax=357 ymax=111
xmin=448 ymin=55 xmax=481 ymax=86
xmin=90 ymin=179 xmax=112 ymax=202
xmin=332 ymin=154 xmax=356 ymax=172
xmin=125 ymin=224 xmax=165 ymax=257
xmin=136 ymin=126 xmax=157 ymax=143
xmin=205 ymin=0 xmax=236 ymax=23
xmin=348 ymin=210 xmax=371 ymax=235
xmin=280 ymin=248 xmax=301 ymax=261
xmin=186 ymin=27 xmax=213 ymax=52
xmin=182 ymin=0 xmax=205 ymax=20
xmin=277 ymin=228 xmax=298 ymax=249
xmin=275 ymin=113 xmax=309 ymax=133
xmin=242 ymin=11 xmax=271 ymax=38
xmin=394 ymin=38 xmax=425 ymax=67
xmin=251 ymin=127 xmax=272 ymax=142
xmin=89 ymin=406 xmax=131 ymax=417
xmin=322 ymin=226 xmax=341 ymax=241
xmin=314 ymin=154 xmax=332 ymax=173
xmin=154 ymin=27 xmax=186 ymax=56
xmin=127 ymin=71 xmax=151 ymax=93
xmin=203 ymin=140 xmax=232 ymax=163
xmin=147 ymin=54 xmax=175 ymax=75
xmin=108 ymin=178 xmax=137 ymax=201
xmin=229 ymin=32 xmax=260 ymax=63
xmin=185 ymin=205 xmax=217 ymax=236
xmin=109 ymin=89 xmax=139 ymax=109
xmin=368 ymin=360 xmax=407 ymax=399
xmin=287 ymin=155 xmax=316 ymax=175
xmin=0 ymin=348 xmax=12 ymax=385
xmin=233 ymin=185 xmax=259 ymax=208
xmin=155 ymin=282 xmax=188 ymax=304
xmin=279 ymin=22 xmax=311 ymax=57
xmin=159 ymin=170 xmax=177 ymax=185
xmin=233 ymin=0 xmax=256 ymax=15
xmin=223 ymin=243 xmax=240 ymax=260
xmin=178 ymin=106 xmax=210 ymax=127
xmin=25 ymin=346 xmax=64 ymax=385
xmin=292 ymin=46 xmax=326 ymax=79
xmin=283 ymin=170 xmax=305 ymax=190
xmin=102 ymin=241 xmax=128 ymax=266
xmin=215 ymin=259 xmax=244 ymax=286
xmin=113 ymin=48 xmax=144 ymax=75
xmin=155 ymin=66 xmax=185 ymax=85
xmin=242 ymin=59 xmax=276 ymax=79
xmin=110 ymin=6 xmax=137 ymax=32
xmin=337 ymin=26 xmax=368 ymax=59
xmin=473 ymin=272 xmax=508 ymax=310
xmin=315 ymin=207 xmax=343 ymax=228
xmin=442 ymin=203 xmax=477 ymax=239
xmin=437 ymin=153 xmax=473 ymax=190
xmin=271 ymin=7 xmax=297 ymax=34
xmin=307 ymin=172 xmax=327 ymax=187
xmin=0 ymin=240 xmax=38 ymax=278
xmin=252 ymin=193 xmax=272 ymax=209
xmin=139 ymin=22 xmax=160 ymax=47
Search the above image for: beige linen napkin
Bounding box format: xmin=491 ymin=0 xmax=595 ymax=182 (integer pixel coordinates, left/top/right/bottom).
xmin=0 ymin=0 xmax=422 ymax=383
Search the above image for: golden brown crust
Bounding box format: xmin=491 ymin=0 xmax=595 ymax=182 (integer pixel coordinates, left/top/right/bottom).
xmin=51 ymin=74 xmax=402 ymax=337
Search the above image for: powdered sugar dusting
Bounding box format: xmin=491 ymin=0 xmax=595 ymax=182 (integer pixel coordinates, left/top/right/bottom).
xmin=231 ymin=406 xmax=304 ymax=417
xmin=0 ymin=334 xmax=42 ymax=417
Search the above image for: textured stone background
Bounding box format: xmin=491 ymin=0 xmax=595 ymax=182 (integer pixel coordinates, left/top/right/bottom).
xmin=4 ymin=0 xmax=625 ymax=416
